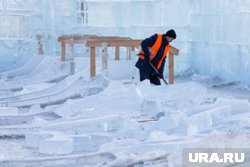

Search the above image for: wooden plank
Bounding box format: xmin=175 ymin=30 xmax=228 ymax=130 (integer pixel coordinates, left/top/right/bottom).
xmin=86 ymin=40 xmax=142 ymax=47
xmin=61 ymin=42 xmax=66 ymax=61
xmin=58 ymin=35 xmax=97 ymax=42
xmin=115 ymin=46 xmax=120 ymax=60
xmin=169 ymin=46 xmax=179 ymax=55
xmin=58 ymin=35 xmax=180 ymax=84
xmin=90 ymin=47 xmax=96 ymax=77
xmin=168 ymin=53 xmax=174 ymax=84
xmin=76 ymin=37 xmax=131 ymax=43
xmin=88 ymin=36 xmax=131 ymax=40
xmin=58 ymin=36 xmax=131 ymax=43
xmin=69 ymin=41 xmax=74 ymax=62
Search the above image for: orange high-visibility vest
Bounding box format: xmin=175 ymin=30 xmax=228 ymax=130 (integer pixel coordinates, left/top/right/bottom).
xmin=138 ymin=34 xmax=170 ymax=70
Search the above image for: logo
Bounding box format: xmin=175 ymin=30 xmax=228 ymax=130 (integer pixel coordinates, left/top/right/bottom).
xmin=183 ymin=148 xmax=249 ymax=167
xmin=189 ymin=152 xmax=244 ymax=163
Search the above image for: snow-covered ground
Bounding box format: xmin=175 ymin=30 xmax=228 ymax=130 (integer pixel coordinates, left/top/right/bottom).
xmin=0 ymin=56 xmax=250 ymax=167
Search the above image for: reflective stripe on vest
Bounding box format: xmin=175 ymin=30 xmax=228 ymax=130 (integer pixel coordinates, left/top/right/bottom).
xmin=138 ymin=34 xmax=170 ymax=70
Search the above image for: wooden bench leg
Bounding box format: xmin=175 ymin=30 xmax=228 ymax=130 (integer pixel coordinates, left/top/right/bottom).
xmin=168 ymin=53 xmax=174 ymax=84
xmin=61 ymin=42 xmax=66 ymax=61
xmin=115 ymin=46 xmax=120 ymax=60
xmin=90 ymin=47 xmax=96 ymax=77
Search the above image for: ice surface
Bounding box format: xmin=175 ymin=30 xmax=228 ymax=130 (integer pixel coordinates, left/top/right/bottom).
xmin=136 ymin=81 xmax=207 ymax=108
xmin=53 ymin=80 xmax=140 ymax=119
xmin=185 ymin=105 xmax=232 ymax=135
xmin=31 ymin=117 xmax=48 ymax=126
xmin=100 ymin=137 xmax=199 ymax=166
xmin=3 ymin=54 xmax=45 ymax=78
xmin=142 ymin=99 xmax=163 ymax=118
xmin=41 ymin=115 xmax=124 ymax=134
xmin=71 ymin=135 xmax=99 ymax=152
xmin=108 ymin=60 xmax=134 ymax=80
xmin=39 ymin=137 xmax=74 ymax=155
xmin=116 ymin=119 xmax=149 ymax=141
xmin=154 ymin=111 xmax=185 ymax=133
xmin=29 ymin=104 xmax=44 ymax=114
xmin=207 ymin=105 xmax=232 ymax=125
xmin=185 ymin=111 xmax=212 ymax=134
xmin=0 ymin=74 xmax=250 ymax=166
xmin=25 ymin=131 xmax=54 ymax=148
xmin=230 ymin=99 xmax=250 ymax=115
xmin=0 ymin=71 xmax=86 ymax=107
xmin=71 ymin=133 xmax=113 ymax=152
xmin=0 ymin=57 xmax=71 ymax=91
xmin=0 ymin=107 xmax=19 ymax=116
xmin=14 ymin=83 xmax=56 ymax=96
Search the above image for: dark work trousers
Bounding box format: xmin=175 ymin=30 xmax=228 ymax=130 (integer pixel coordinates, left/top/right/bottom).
xmin=139 ymin=69 xmax=161 ymax=85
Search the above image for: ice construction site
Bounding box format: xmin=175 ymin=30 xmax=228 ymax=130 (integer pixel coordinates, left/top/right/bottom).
xmin=1 ymin=0 xmax=250 ymax=167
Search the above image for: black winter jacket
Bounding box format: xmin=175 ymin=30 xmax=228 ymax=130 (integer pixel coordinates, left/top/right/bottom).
xmin=135 ymin=34 xmax=169 ymax=75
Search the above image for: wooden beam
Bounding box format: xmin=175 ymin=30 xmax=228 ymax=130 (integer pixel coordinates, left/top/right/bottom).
xmin=58 ymin=35 xmax=97 ymax=42
xmin=86 ymin=40 xmax=142 ymax=47
xmin=69 ymin=41 xmax=74 ymax=62
xmin=90 ymin=47 xmax=96 ymax=77
xmin=168 ymin=53 xmax=174 ymax=84
xmin=58 ymin=36 xmax=131 ymax=43
xmin=58 ymin=35 xmax=180 ymax=83
xmin=169 ymin=46 xmax=179 ymax=55
xmin=61 ymin=42 xmax=66 ymax=61
xmin=115 ymin=46 xmax=120 ymax=60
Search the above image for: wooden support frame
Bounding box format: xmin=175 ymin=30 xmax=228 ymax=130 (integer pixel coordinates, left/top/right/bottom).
xmin=57 ymin=35 xmax=179 ymax=84
xmin=85 ymin=39 xmax=141 ymax=77
xmin=58 ymin=35 xmax=131 ymax=62
xmin=61 ymin=42 xmax=66 ymax=61
xmin=115 ymin=46 xmax=120 ymax=60
xmin=168 ymin=46 xmax=179 ymax=84
xmin=90 ymin=47 xmax=96 ymax=77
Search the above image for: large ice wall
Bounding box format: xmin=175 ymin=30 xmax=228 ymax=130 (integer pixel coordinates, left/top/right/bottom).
xmin=0 ymin=0 xmax=193 ymax=75
xmin=1 ymin=0 xmax=250 ymax=85
xmin=190 ymin=0 xmax=250 ymax=85
xmin=0 ymin=0 xmax=55 ymax=71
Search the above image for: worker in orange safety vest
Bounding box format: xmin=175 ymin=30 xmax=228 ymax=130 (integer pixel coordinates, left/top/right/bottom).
xmin=135 ymin=29 xmax=176 ymax=85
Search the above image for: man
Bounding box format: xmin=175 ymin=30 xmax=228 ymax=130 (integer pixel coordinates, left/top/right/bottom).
xmin=135 ymin=29 xmax=177 ymax=85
